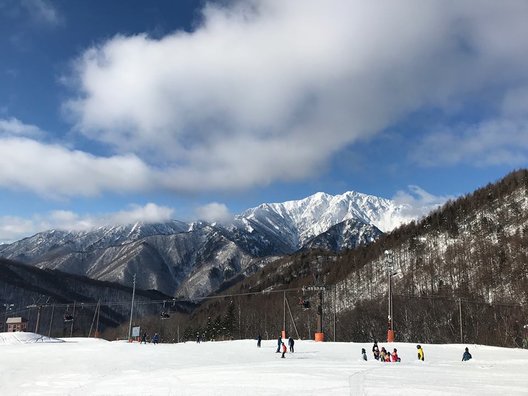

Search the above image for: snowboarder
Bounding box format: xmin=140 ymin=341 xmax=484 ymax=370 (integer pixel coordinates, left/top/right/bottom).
xmin=257 ymin=334 xmax=262 ymax=348
xmin=152 ymin=333 xmax=159 ymax=345
xmin=361 ymin=348 xmax=367 ymax=361
xmin=276 ymin=335 xmax=282 ymax=353
xmin=288 ymin=337 xmax=295 ymax=353
xmin=391 ymin=348 xmax=401 ymax=362
xmin=281 ymin=342 xmax=287 ymax=358
xmin=462 ymin=347 xmax=472 ymax=361
xmin=141 ymin=332 xmax=147 ymax=344
xmin=372 ymin=342 xmax=380 ymax=360
xmin=417 ymin=345 xmax=424 ymax=361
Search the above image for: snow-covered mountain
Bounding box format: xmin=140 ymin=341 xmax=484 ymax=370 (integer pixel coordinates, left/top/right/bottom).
xmin=0 ymin=191 xmax=412 ymax=298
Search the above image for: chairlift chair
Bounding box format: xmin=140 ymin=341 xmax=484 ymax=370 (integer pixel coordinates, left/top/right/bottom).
xmin=160 ymin=301 xmax=170 ymax=319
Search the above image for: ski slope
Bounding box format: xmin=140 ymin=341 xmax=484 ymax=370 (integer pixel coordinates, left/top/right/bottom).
xmin=0 ymin=332 xmax=527 ymax=395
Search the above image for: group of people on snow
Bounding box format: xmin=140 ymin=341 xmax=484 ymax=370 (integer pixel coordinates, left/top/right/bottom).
xmin=370 ymin=342 xmax=400 ymax=362
xmin=368 ymin=341 xmax=471 ymax=362
xmin=273 ymin=335 xmax=295 ymax=358
xmin=256 ymin=334 xmax=472 ymax=363
xmin=140 ymin=332 xmax=159 ymax=344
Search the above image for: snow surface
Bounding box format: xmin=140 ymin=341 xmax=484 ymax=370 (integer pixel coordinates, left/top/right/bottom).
xmin=1 ymin=333 xmax=527 ymax=395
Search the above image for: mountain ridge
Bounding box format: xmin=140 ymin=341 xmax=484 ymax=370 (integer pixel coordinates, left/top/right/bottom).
xmin=0 ymin=190 xmax=415 ymax=298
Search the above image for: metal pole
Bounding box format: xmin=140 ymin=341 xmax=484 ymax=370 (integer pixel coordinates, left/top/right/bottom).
xmin=128 ymin=274 xmax=136 ymax=341
xmin=389 ymin=274 xmax=393 ymax=331
xmin=284 ymin=296 xmax=300 ymax=339
xmin=317 ymin=290 xmax=323 ymax=334
xmin=333 ymin=285 xmax=336 ymax=342
xmin=48 ymin=304 xmax=55 ymax=338
xmin=282 ymin=291 xmax=286 ymax=339
xmin=35 ymin=305 xmax=41 ymax=334
xmin=459 ymin=298 xmax=463 ymax=343
xmin=70 ymin=301 xmax=76 ymax=337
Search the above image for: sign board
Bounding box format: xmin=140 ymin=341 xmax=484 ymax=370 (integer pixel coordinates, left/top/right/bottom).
xmin=303 ymin=286 xmax=326 ymax=292
xmin=132 ymin=326 xmax=141 ymax=337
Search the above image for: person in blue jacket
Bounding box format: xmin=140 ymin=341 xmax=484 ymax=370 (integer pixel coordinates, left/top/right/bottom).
xmin=276 ymin=335 xmax=282 ymax=353
xmin=462 ymin=347 xmax=472 ymax=361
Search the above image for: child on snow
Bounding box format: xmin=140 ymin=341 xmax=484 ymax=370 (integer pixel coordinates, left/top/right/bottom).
xmin=462 ymin=347 xmax=472 ymax=361
xmin=281 ymin=342 xmax=287 ymax=358
xmin=391 ymin=348 xmax=400 ymax=362
xmin=417 ymin=345 xmax=424 ymax=361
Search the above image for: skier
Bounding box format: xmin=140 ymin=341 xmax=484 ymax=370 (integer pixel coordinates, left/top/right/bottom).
xmin=257 ymin=334 xmax=262 ymax=348
xmin=417 ymin=345 xmax=424 ymax=361
xmin=384 ymin=350 xmax=391 ymax=362
xmin=141 ymin=332 xmax=147 ymax=344
xmin=288 ymin=337 xmax=295 ymax=353
xmin=391 ymin=348 xmax=401 ymax=362
xmin=152 ymin=333 xmax=159 ymax=345
xmin=281 ymin=341 xmax=287 ymax=358
xmin=361 ymin=348 xmax=367 ymax=361
xmin=462 ymin=347 xmax=472 ymax=361
xmin=196 ymin=333 xmax=201 ymax=343
xmin=372 ymin=342 xmax=380 ymax=360
xmin=276 ymin=335 xmax=282 ymax=353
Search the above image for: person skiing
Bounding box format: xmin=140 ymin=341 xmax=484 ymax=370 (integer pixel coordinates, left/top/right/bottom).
xmin=391 ymin=348 xmax=401 ymax=362
xmin=361 ymin=348 xmax=367 ymax=361
xmin=257 ymin=334 xmax=262 ymax=348
xmin=288 ymin=337 xmax=295 ymax=353
xmin=417 ymin=345 xmax=424 ymax=361
xmin=276 ymin=335 xmax=282 ymax=353
xmin=141 ymin=332 xmax=147 ymax=344
xmin=196 ymin=333 xmax=201 ymax=343
xmin=462 ymin=347 xmax=472 ymax=361
xmin=152 ymin=333 xmax=159 ymax=345
xmin=281 ymin=342 xmax=287 ymax=358
xmin=372 ymin=342 xmax=380 ymax=360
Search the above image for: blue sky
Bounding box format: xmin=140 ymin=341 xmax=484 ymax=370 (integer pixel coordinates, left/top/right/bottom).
xmin=0 ymin=0 xmax=527 ymax=242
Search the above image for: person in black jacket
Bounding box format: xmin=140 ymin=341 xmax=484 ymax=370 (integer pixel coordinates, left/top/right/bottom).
xmin=372 ymin=342 xmax=380 ymax=360
xmin=462 ymin=347 xmax=472 ymax=361
xmin=257 ymin=334 xmax=262 ymax=348
xmin=276 ymin=335 xmax=282 ymax=353
xmin=288 ymin=337 xmax=295 ymax=353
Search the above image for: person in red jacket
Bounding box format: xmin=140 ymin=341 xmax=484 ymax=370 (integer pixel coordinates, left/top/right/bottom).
xmin=281 ymin=342 xmax=287 ymax=358
xmin=391 ymin=348 xmax=401 ymax=362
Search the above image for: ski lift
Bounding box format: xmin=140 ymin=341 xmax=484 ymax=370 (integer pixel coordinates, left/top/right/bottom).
xmin=160 ymin=301 xmax=170 ymax=319
xmin=298 ymin=297 xmax=311 ymax=310
xmin=64 ymin=305 xmax=74 ymax=322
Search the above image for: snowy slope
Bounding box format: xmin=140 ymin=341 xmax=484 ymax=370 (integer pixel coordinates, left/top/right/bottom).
xmin=0 ymin=333 xmax=527 ymax=395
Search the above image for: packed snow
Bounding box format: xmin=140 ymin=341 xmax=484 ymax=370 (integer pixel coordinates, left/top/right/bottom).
xmin=1 ymin=332 xmax=527 ymax=395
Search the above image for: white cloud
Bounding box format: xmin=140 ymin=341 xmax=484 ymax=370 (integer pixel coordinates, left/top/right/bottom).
xmin=393 ymin=185 xmax=454 ymax=219
xmin=195 ymin=202 xmax=232 ymax=224
xmin=0 ymin=117 xmax=43 ymax=137
xmin=61 ymin=0 xmax=528 ymax=193
xmin=21 ymin=0 xmax=61 ymax=26
xmin=411 ymin=118 xmax=528 ymax=167
xmin=0 ymin=137 xmax=154 ymax=198
xmin=0 ymin=203 xmax=175 ymax=243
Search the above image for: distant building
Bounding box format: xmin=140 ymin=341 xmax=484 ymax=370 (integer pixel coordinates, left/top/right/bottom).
xmin=6 ymin=317 xmax=28 ymax=332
